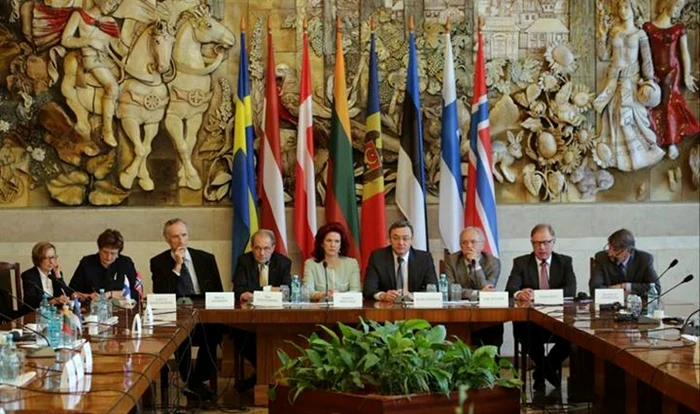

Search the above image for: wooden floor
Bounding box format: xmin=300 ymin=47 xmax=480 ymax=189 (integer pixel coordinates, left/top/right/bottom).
xmin=156 ymin=366 xmax=593 ymax=413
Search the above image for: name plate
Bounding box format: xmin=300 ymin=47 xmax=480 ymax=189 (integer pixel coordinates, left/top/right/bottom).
xmin=205 ymin=292 xmax=235 ymax=309
xmin=253 ymin=291 xmax=283 ymax=307
xmin=413 ymin=292 xmax=443 ymax=308
xmin=594 ymin=288 xmax=624 ymax=309
xmin=534 ymin=289 xmax=564 ymax=305
xmin=72 ymin=353 xmax=84 ymax=381
xmin=479 ymin=291 xmax=509 ymax=308
xmin=81 ymin=342 xmax=93 ymax=373
xmin=60 ymin=356 xmax=78 ymax=390
xmin=333 ymin=292 xmax=363 ymax=308
xmin=147 ymin=294 xmax=176 ymax=310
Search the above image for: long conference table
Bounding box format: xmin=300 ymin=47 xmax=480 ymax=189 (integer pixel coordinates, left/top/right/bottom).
xmin=1 ymin=301 xmax=698 ymax=412
xmin=197 ymin=301 xmax=700 ymax=412
xmin=0 ymin=308 xmax=196 ymax=412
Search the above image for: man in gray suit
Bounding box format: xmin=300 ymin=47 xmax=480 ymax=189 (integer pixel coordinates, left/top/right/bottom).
xmin=445 ymin=226 xmax=503 ymax=349
xmin=445 ymin=227 xmax=500 ymax=300
xmin=589 ymin=228 xmax=659 ymax=296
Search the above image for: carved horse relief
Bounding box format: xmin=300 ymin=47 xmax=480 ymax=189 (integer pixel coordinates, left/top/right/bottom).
xmin=117 ymin=19 xmax=176 ymax=191
xmin=164 ymin=5 xmax=235 ymax=190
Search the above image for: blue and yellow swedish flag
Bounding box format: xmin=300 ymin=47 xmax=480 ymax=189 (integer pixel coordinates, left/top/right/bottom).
xmin=231 ymin=26 xmax=259 ymax=272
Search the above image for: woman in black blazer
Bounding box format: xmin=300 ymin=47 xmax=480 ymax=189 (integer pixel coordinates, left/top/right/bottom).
xmin=21 ymin=241 xmax=72 ymax=309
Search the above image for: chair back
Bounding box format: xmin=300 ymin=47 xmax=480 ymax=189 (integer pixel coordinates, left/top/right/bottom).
xmin=0 ymin=262 xmax=21 ymax=314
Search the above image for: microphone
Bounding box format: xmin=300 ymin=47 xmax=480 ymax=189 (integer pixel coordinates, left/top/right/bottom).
xmin=643 ymin=274 xmax=694 ymax=313
xmin=653 ymin=258 xmax=679 ymax=284
xmin=0 ymin=286 xmax=40 ymax=313
xmin=25 ymin=278 xmax=54 ymax=300
xmin=322 ymin=261 xmax=330 ymax=304
xmin=49 ymin=270 xmax=76 ymax=295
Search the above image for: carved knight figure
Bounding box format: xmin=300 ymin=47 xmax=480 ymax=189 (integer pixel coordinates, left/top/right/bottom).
xmin=643 ymin=0 xmax=700 ymax=160
xmin=593 ymin=0 xmax=665 ymax=171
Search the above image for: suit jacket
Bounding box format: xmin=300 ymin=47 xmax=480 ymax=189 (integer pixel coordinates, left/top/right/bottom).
xmin=505 ymin=252 xmax=576 ymax=298
xmin=21 ymin=267 xmax=67 ymax=310
xmin=444 ymin=252 xmax=501 ymax=300
xmin=363 ymin=246 xmax=438 ymax=299
xmin=589 ymin=249 xmax=659 ymax=296
xmin=233 ymin=251 xmax=291 ymax=301
xmin=150 ymin=248 xmax=223 ymax=295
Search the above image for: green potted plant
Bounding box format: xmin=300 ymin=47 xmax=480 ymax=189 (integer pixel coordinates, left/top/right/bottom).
xmin=269 ymin=319 xmax=521 ymax=414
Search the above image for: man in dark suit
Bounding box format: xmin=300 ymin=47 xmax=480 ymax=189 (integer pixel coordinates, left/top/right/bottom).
xmin=233 ymin=229 xmax=291 ymax=302
xmin=150 ymin=218 xmax=222 ymax=403
xmin=506 ymin=224 xmax=576 ymax=391
xmin=363 ymin=219 xmax=437 ymax=301
xmin=445 ymin=227 xmax=503 ymax=349
xmin=589 ymin=228 xmax=659 ymax=297
xmin=231 ymin=229 xmax=291 ymax=392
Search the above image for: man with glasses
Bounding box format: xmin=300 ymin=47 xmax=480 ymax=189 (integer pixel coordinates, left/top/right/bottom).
xmin=233 ymin=229 xmax=291 ymax=302
xmin=151 ymin=218 xmax=222 ymax=403
xmin=589 ymin=228 xmax=659 ymax=296
xmin=231 ymin=229 xmax=292 ymax=392
xmin=363 ymin=219 xmax=437 ymax=301
xmin=445 ymin=227 xmax=503 ymax=349
xmin=506 ymin=223 xmax=576 ymax=391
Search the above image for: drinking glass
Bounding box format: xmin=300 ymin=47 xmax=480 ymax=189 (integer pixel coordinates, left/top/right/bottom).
xmin=426 ymin=284 xmax=437 ymax=293
xmin=450 ymin=284 xmax=463 ymax=301
xmin=280 ymin=285 xmax=290 ymax=302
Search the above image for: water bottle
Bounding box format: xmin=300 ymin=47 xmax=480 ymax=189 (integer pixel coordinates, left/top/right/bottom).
xmin=439 ymin=274 xmax=449 ymax=302
xmin=90 ymin=294 xmax=100 ymax=318
xmin=98 ymin=289 xmax=108 ymax=322
xmin=291 ymin=275 xmax=301 ymax=304
xmin=106 ymin=294 xmax=113 ymax=318
xmin=48 ymin=312 xmax=61 ymax=348
xmin=5 ymin=339 xmax=21 ymax=379
xmin=38 ymin=294 xmax=50 ymax=328
xmin=647 ymin=283 xmax=659 ymax=316
xmin=0 ymin=335 xmax=8 ymax=382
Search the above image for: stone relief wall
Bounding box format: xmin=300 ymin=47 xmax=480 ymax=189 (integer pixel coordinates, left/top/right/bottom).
xmin=0 ymin=0 xmax=697 ymax=208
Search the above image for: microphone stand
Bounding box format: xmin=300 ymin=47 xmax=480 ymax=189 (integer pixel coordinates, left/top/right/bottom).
xmin=323 ymin=261 xmax=330 ymax=306
xmin=0 ymin=288 xmax=56 ymax=347
xmin=49 ymin=270 xmax=77 ymax=296
xmin=649 ymin=258 xmax=679 ymax=293
xmin=641 ymin=274 xmax=694 ymax=315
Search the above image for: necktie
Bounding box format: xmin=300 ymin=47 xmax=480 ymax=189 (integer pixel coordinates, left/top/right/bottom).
xmin=177 ymin=260 xmax=196 ymax=296
xmin=396 ymin=257 xmax=404 ymax=291
xmin=618 ymin=262 xmax=626 ymax=282
xmin=539 ymin=261 xmax=549 ymax=290
xmin=259 ymin=263 xmax=269 ymax=287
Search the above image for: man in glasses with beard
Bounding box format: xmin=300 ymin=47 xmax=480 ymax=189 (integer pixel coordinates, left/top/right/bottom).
xmin=589 ymin=228 xmax=659 ymax=296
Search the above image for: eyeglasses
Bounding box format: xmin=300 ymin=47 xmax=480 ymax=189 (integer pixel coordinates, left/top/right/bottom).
xmin=530 ymin=239 xmax=554 ymax=247
xmin=44 ymin=255 xmax=59 ymax=261
xmin=461 ymin=239 xmax=483 ymax=246
xmin=604 ymin=244 xmax=627 ymax=256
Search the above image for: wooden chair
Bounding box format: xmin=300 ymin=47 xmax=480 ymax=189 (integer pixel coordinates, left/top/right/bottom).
xmin=0 ymin=262 xmax=21 ymax=317
xmin=589 ymin=257 xmax=598 ymax=296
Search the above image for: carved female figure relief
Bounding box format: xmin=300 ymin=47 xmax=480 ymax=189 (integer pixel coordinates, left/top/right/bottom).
xmin=60 ymin=0 xmax=123 ymax=147
xmin=643 ymin=0 xmax=700 ymax=160
xmin=593 ymin=0 xmax=665 ymax=171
